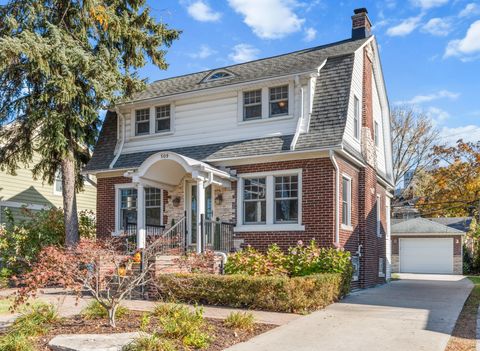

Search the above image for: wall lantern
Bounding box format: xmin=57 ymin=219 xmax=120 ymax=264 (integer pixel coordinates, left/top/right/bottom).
xmin=172 ymin=196 xmax=181 ymax=207
xmin=215 ymin=193 xmax=223 ymax=206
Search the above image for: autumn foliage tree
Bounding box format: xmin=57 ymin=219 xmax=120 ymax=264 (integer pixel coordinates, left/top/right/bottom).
xmin=13 ymin=240 xmax=154 ymax=328
xmin=0 ymin=0 xmax=180 ymax=246
xmin=416 ymin=140 xmax=480 ymax=217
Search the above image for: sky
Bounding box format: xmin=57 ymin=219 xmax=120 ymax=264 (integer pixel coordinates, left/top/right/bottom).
xmin=1 ymin=0 xmax=479 ymax=144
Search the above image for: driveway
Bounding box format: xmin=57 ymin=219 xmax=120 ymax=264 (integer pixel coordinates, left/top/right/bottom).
xmin=227 ymin=274 xmax=473 ymax=351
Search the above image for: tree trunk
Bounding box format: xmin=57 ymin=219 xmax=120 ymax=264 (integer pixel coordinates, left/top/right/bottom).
xmin=108 ymin=304 xmax=118 ymax=328
xmin=61 ymin=150 xmax=79 ymax=247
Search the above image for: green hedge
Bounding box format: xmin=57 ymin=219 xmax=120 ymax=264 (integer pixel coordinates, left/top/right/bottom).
xmin=152 ymin=272 xmax=350 ymax=313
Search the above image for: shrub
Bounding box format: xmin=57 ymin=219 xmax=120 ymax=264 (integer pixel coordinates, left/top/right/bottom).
xmin=0 ymin=208 xmax=96 ymax=276
xmin=225 ymin=241 xmax=352 ymax=279
xmin=0 ymin=333 xmax=34 ymax=351
xmin=154 ymin=303 xmax=212 ymax=349
xmin=153 ymin=272 xmax=349 ymax=313
xmin=82 ymin=300 xmax=129 ymax=320
xmin=175 ymin=250 xmax=217 ymax=274
xmin=224 ymin=312 xmax=255 ymax=332
xmin=123 ymin=334 xmax=177 ymax=351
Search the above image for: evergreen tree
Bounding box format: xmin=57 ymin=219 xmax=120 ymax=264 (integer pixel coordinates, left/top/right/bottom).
xmin=0 ymin=0 xmax=180 ymax=246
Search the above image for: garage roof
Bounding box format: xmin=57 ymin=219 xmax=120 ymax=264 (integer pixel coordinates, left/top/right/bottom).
xmin=391 ymin=217 xmax=466 ymax=235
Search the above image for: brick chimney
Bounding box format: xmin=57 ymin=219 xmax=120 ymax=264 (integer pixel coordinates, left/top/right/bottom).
xmin=352 ymin=8 xmax=372 ymax=39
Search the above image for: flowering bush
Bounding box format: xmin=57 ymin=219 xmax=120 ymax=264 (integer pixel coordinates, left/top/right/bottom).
xmin=225 ymin=240 xmax=352 ymax=278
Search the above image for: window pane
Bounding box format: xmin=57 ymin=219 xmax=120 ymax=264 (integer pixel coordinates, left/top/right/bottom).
xmin=269 ymin=86 xmax=288 ymax=100
xmin=275 ymin=199 xmax=298 ymax=223
xmin=121 ymin=188 xmax=137 ymax=209
xmin=121 ymin=209 xmax=137 ymax=229
xmin=156 ymin=105 xmax=170 ymax=118
xmin=136 ymin=121 xmax=149 ymax=135
xmin=243 ymin=201 xmax=266 ymax=224
xmin=244 ymin=90 xmax=261 ymax=104
xmin=135 ymin=108 xmax=150 ymax=122
xmin=342 ymin=178 xmax=349 ymax=202
xmin=156 ymin=118 xmax=170 ymax=132
xmin=244 ymin=105 xmax=262 ymax=120
xmin=145 ymin=188 xmax=161 ymax=207
xmin=270 ymin=100 xmax=288 ymax=116
xmin=243 ymin=178 xmax=266 ymax=200
xmin=342 ymin=201 xmax=348 ymax=225
xmin=146 ymin=207 xmax=161 ymax=226
xmin=275 ymin=175 xmax=298 ymax=198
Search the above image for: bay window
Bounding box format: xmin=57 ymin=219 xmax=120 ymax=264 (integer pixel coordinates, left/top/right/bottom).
xmin=237 ymin=170 xmax=303 ymax=231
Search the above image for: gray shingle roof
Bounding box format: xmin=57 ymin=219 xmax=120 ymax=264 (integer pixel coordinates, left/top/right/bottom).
xmin=127 ymin=38 xmax=368 ymax=103
xmin=86 ymin=38 xmax=368 ymax=172
xmin=391 ymin=217 xmax=467 ymax=235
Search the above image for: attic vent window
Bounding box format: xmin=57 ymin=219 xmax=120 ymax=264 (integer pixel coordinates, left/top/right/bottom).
xmin=205 ymin=71 xmax=233 ymax=81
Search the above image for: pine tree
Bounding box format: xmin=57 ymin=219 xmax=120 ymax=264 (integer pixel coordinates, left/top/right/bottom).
xmin=0 ymin=0 xmax=180 ymax=246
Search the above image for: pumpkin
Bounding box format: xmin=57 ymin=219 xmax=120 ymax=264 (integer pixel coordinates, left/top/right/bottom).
xmin=133 ymin=252 xmax=142 ymax=263
xmin=118 ymin=266 xmax=127 ymax=277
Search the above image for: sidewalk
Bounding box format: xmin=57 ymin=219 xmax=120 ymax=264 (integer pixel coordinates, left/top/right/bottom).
xmin=0 ymin=288 xmax=299 ymax=326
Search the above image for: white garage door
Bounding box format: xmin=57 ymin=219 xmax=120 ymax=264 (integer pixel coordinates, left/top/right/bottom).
xmin=400 ymin=238 xmax=453 ymax=274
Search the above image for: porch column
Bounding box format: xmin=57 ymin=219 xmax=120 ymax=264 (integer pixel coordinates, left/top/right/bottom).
xmin=137 ymin=183 xmax=146 ymax=249
xmin=196 ymin=179 xmax=205 ymax=253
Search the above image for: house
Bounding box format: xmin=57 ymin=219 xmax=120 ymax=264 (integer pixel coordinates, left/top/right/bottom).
xmin=391 ymin=217 xmax=471 ymax=274
xmin=84 ymin=8 xmax=394 ymax=288
xmin=0 ymin=153 xmax=97 ymax=223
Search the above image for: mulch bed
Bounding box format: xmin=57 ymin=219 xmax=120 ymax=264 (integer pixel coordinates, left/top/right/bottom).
xmin=444 ymin=283 xmax=480 ymax=351
xmin=33 ymin=311 xmax=275 ymax=350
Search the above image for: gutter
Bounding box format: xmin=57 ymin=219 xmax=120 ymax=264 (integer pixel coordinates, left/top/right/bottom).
xmin=329 ymin=150 xmax=340 ymax=245
xmin=290 ymin=84 xmax=304 ymax=151
xmin=109 ymin=108 xmax=126 ymax=169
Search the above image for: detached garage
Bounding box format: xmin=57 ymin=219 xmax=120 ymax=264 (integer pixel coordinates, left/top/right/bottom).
xmin=391 ymin=217 xmax=468 ymax=275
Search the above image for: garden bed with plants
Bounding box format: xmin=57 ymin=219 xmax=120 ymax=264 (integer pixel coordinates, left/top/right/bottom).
xmin=1 ymin=301 xmax=274 ymax=351
xmin=153 ymin=241 xmax=353 ymax=313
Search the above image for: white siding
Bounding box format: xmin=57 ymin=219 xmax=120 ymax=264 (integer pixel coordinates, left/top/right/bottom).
xmin=343 ymin=49 xmax=363 ymax=153
xmin=372 ymin=71 xmax=387 ymax=175
xmin=120 ymin=81 xmax=302 ymax=155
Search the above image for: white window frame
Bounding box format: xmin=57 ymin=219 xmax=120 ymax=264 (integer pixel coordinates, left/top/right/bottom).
xmin=353 ymin=95 xmax=360 ymax=140
xmin=235 ymin=169 xmax=304 ymax=232
xmin=269 ymin=85 xmax=289 ymax=118
xmin=155 ymin=104 xmax=171 ymax=134
xmin=376 ymin=194 xmax=382 ymax=237
xmin=114 ymin=183 xmax=164 ymax=235
xmin=134 ymin=108 xmax=150 ymax=136
xmin=237 ymin=82 xmax=294 ymax=124
xmin=130 ymin=104 xmax=175 ymax=139
xmin=53 ymin=170 xmax=62 ymax=196
xmin=242 ymin=89 xmax=263 ymax=121
xmin=341 ymin=174 xmax=352 ymax=230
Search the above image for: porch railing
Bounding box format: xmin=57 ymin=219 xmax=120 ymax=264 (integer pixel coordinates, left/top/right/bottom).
xmin=144 ymin=216 xmax=187 ymax=257
xmin=201 ymin=216 xmax=235 ymax=253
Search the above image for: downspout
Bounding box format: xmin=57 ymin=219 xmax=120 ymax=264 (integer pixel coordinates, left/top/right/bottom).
xmin=109 ymin=107 xmax=126 ymax=169
xmin=329 ymin=150 xmax=340 ymax=246
xmin=290 ymin=85 xmax=304 ymax=151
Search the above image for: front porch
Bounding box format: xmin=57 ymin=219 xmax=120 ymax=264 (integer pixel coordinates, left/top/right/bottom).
xmin=116 ymin=152 xmax=237 ymax=255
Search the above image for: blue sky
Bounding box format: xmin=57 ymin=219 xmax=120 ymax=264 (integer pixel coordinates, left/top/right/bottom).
xmin=1 ymin=0 xmax=478 ymax=143
xmin=137 ymin=0 xmax=480 ymax=144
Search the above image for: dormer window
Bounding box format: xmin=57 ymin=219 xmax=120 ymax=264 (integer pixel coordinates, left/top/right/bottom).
xmin=155 ymin=105 xmax=171 ymax=133
xmin=204 ymin=70 xmax=234 ymax=82
xmin=269 ymin=85 xmax=289 ymax=117
xmin=135 ymin=108 xmax=150 ymax=135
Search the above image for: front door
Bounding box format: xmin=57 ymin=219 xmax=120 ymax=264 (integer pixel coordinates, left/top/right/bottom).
xmin=186 ymin=183 xmax=213 ymax=247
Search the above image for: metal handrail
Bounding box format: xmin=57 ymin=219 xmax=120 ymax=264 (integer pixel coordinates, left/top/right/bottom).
xmin=144 ymin=216 xmax=187 ymax=257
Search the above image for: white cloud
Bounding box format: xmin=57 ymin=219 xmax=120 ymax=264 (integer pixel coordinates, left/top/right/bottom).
xmin=229 ymin=44 xmax=260 ymax=63
xmin=410 ymin=0 xmax=449 ymax=10
xmin=303 ymin=27 xmax=317 ymax=42
xmin=440 ymin=125 xmax=480 ymax=144
xmin=228 ymin=0 xmax=305 ymax=39
xmin=387 ymin=16 xmax=422 ymax=36
xmin=445 ymin=20 xmax=480 ymax=60
xmin=459 ymin=3 xmax=480 ymax=17
xmin=186 ymin=1 xmax=221 ymax=22
xmin=426 ymin=106 xmax=450 ymax=123
xmin=402 ymin=90 xmax=460 ymax=104
xmin=421 ymin=18 xmax=452 ymax=36
xmin=189 ymin=45 xmax=217 ymax=59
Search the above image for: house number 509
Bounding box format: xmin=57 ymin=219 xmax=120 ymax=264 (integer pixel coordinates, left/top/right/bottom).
xmin=160 ymin=153 xmax=169 ymax=159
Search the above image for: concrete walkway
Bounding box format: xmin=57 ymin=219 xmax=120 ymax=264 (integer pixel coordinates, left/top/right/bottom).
xmin=226 ymin=274 xmax=473 ymax=351
xmin=0 ymin=288 xmax=299 ymax=328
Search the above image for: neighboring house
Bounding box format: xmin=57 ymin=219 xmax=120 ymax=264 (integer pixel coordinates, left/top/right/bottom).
xmin=85 ymin=8 xmax=394 ymax=288
xmin=391 ymin=217 xmax=471 ymax=274
xmin=0 ymin=153 xmax=97 ymax=222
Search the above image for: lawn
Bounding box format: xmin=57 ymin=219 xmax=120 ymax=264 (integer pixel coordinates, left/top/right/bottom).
xmin=0 ymin=297 xmax=11 ymax=315
xmin=444 ymin=276 xmax=480 ymax=351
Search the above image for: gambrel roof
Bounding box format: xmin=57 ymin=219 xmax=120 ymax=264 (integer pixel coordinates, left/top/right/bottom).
xmin=85 ymin=37 xmax=369 ymax=172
